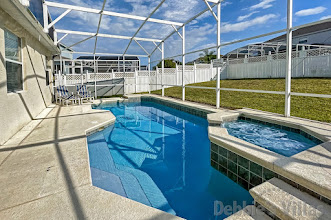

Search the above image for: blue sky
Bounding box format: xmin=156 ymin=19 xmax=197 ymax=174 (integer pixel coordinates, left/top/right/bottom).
xmin=48 ymin=0 xmax=331 ymax=65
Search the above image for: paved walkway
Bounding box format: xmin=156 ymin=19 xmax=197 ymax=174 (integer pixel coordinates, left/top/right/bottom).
xmin=0 ymin=100 xmax=181 ymax=219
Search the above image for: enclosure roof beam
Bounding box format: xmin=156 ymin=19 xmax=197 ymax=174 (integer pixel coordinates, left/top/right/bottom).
xmin=203 ymin=0 xmax=218 ymax=21
xmin=93 ymin=0 xmax=107 ymax=55
xmin=57 ymin=33 xmax=68 ymax=43
xmin=134 ymin=39 xmax=150 ymax=56
xmin=150 ymin=2 xmax=219 ymax=56
xmin=153 ymin=41 xmax=162 ymax=52
xmin=71 ymin=51 xmax=149 ymax=57
xmin=171 ymin=25 xmax=183 ymax=39
xmin=122 ymin=0 xmax=167 ymax=56
xmin=64 ymin=35 xmax=95 ymax=50
xmin=48 ymin=9 xmax=71 ymax=29
xmin=44 ymin=1 xmax=183 ymax=26
xmin=56 ymin=29 xmax=162 ymax=42
xmin=207 ymin=0 xmax=221 ymax=3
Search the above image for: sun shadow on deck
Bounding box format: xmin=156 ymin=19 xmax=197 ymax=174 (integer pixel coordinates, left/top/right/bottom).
xmin=53 ymin=106 xmax=86 ymax=219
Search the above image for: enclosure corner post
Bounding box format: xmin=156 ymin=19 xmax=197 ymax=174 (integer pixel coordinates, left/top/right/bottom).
xmin=285 ymin=0 xmax=293 ymax=117
xmin=148 ymin=56 xmax=151 ymax=94
xmin=216 ymin=1 xmax=221 ymax=109
xmin=161 ymin=41 xmax=165 ymax=97
xmin=43 ymin=1 xmax=49 ymax=33
xmin=182 ymin=25 xmax=186 ymax=101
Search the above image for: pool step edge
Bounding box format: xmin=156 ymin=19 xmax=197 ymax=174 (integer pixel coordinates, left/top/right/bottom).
xmin=224 ymin=205 xmax=273 ymax=220
xmin=249 ymin=178 xmax=331 ymax=220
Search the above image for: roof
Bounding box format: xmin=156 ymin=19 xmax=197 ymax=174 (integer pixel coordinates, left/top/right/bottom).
xmin=267 ymin=21 xmax=331 ymax=42
xmin=77 ymin=56 xmax=139 ymax=61
xmin=1 ymin=0 xmax=59 ymax=55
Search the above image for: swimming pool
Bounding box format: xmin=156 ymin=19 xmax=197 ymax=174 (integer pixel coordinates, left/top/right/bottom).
xmin=222 ymin=118 xmax=322 ymax=157
xmin=88 ymin=100 xmax=253 ymax=220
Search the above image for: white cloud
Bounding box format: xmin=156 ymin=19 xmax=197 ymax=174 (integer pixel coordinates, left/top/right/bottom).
xmin=320 ymin=15 xmax=331 ymax=20
xmin=222 ymin=14 xmax=277 ymax=33
xmin=222 ymin=1 xmax=232 ymax=8
xmin=250 ymin=0 xmax=275 ymax=10
xmin=295 ymin=7 xmax=327 ymax=17
xmin=237 ymin=11 xmax=259 ymax=22
xmin=161 ymin=0 xmax=200 ymax=21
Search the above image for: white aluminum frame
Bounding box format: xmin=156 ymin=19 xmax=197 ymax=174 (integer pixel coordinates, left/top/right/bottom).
xmin=285 ymin=0 xmax=293 ymax=117
xmin=45 ymin=0 xmax=331 ymax=118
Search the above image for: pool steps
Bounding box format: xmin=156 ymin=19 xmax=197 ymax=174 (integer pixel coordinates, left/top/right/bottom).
xmin=87 ymin=125 xmax=176 ymax=215
xmin=224 ymin=205 xmax=272 ymax=220
xmin=249 ymin=178 xmax=331 ymax=220
xmin=227 ymin=178 xmax=331 ymax=219
xmin=87 ymin=131 xmax=151 ymax=206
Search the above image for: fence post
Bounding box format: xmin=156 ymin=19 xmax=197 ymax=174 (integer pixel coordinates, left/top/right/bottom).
xmin=300 ymin=46 xmax=306 ymax=77
xmin=156 ymin=66 xmax=159 ymax=90
xmin=210 ymin=61 xmax=213 ymax=80
xmin=194 ymin=62 xmax=197 ymax=83
xmin=176 ymin=64 xmax=178 ymax=86
xmin=57 ymin=70 xmax=61 ymax=86
xmin=63 ymin=75 xmax=67 ymax=85
xmin=135 ymin=68 xmax=138 ymax=94
xmin=268 ymin=51 xmax=272 ymax=78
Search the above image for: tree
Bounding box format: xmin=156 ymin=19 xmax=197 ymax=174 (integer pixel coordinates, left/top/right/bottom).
xmin=199 ymin=49 xmax=217 ymax=63
xmin=154 ymin=59 xmax=181 ymax=69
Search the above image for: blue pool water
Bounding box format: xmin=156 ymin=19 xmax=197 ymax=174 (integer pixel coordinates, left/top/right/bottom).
xmin=88 ymin=101 xmax=253 ymax=220
xmin=222 ymin=120 xmax=320 ymax=157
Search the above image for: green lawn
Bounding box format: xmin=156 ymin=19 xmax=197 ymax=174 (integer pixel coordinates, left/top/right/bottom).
xmin=151 ymin=78 xmax=331 ymax=123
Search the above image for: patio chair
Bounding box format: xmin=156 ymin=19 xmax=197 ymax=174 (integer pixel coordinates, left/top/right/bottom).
xmin=56 ymin=85 xmax=80 ymax=106
xmin=76 ymin=85 xmax=94 ymax=103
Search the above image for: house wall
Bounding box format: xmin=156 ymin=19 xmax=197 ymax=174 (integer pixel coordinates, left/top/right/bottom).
xmin=0 ymin=7 xmax=53 ymax=145
xmin=274 ymin=29 xmax=331 ymax=45
xmin=293 ymin=29 xmax=331 ymax=45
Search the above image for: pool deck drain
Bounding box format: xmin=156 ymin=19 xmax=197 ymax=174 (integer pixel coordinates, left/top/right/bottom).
xmin=0 ymin=98 xmax=182 ymax=219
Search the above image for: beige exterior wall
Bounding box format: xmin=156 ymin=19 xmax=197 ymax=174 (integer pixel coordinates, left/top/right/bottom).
xmin=0 ymin=7 xmax=54 ymax=145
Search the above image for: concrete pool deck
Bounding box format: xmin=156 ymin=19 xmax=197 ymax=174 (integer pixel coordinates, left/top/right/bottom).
xmin=0 ymin=98 xmax=182 ymax=219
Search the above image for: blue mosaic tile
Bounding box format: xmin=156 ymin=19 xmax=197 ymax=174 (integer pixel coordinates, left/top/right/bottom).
xmin=210 ymin=141 xmax=327 ymax=203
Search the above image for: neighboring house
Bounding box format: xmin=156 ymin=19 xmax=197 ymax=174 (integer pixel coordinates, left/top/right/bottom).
xmin=267 ymin=21 xmax=331 ymax=45
xmin=0 ymin=0 xmax=59 ymax=144
xmin=54 ymin=55 xmax=141 ymax=75
xmin=53 ymin=43 xmax=74 ymax=74
xmin=186 ymin=57 xmax=208 ymax=65
xmin=226 ymin=21 xmax=331 ymax=59
xmin=76 ymin=56 xmax=140 ymax=73
xmin=140 ymin=65 xmax=149 ymax=71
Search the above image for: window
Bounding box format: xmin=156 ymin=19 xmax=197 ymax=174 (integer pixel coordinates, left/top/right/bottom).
xmin=5 ymin=29 xmax=23 ymax=93
xmin=46 ymin=70 xmax=50 ymax=86
xmin=299 ymin=38 xmax=308 ymax=44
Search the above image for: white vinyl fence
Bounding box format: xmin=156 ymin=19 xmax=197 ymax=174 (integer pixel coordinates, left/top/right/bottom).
xmin=225 ymin=48 xmax=331 ymax=79
xmin=54 ymin=63 xmax=217 ymax=96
